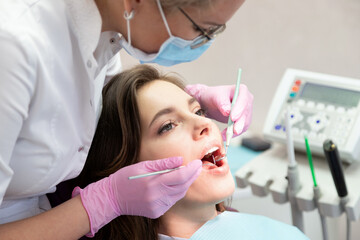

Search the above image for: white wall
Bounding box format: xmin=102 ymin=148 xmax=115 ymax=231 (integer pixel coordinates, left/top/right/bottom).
xmin=121 ymin=0 xmax=360 ymax=135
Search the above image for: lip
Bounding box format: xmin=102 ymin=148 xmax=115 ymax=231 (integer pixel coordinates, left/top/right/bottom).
xmin=202 ymin=157 xmax=230 ymax=176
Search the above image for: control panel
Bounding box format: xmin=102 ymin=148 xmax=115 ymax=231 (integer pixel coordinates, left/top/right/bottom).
xmin=263 ymin=69 xmax=360 ymax=163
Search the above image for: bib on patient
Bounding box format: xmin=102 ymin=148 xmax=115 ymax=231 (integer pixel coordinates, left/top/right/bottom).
xmin=190 ymin=211 xmax=309 ymax=240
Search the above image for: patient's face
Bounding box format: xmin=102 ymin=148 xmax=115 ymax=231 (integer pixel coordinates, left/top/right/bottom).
xmin=138 ymin=80 xmax=235 ymax=207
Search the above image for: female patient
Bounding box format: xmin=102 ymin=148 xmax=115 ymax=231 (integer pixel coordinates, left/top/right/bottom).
xmin=74 ymin=65 xmax=309 ymax=240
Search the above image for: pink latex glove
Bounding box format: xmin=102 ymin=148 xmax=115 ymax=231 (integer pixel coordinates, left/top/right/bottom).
xmin=72 ymin=157 xmax=201 ymax=237
xmin=185 ymin=84 xmax=253 ymax=140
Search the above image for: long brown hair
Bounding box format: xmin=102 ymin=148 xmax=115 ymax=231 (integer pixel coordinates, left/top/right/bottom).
xmin=75 ymin=64 xmax=224 ymax=239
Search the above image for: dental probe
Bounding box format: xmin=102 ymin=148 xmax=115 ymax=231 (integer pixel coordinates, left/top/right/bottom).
xmin=323 ymin=140 xmax=351 ymax=240
xmin=128 ymin=166 xmax=184 ymax=180
xmin=215 ymin=156 xmax=226 ymax=162
xmin=304 ymin=136 xmax=328 ymax=240
xmin=225 ymin=68 xmax=242 ymax=154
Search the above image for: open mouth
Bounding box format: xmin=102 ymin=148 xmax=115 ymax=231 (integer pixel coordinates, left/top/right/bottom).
xmin=201 ymin=147 xmax=225 ymax=168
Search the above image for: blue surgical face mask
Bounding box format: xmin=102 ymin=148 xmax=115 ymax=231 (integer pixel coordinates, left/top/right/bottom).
xmin=119 ymin=0 xmax=213 ymax=67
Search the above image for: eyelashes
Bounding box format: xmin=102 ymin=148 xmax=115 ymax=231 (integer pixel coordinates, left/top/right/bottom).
xmin=195 ymin=108 xmax=206 ymax=117
xmin=157 ymin=108 xmax=206 ymax=135
xmin=158 ymin=121 xmax=177 ymax=135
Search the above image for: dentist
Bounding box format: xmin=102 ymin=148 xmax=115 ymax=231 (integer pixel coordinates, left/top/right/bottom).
xmin=0 ymin=0 xmax=253 ymax=239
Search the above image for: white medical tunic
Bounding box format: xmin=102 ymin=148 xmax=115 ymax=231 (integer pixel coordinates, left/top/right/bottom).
xmin=0 ymin=0 xmax=122 ymax=222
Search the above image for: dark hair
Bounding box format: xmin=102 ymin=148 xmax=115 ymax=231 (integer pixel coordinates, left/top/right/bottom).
xmin=75 ymin=64 xmax=224 ymax=239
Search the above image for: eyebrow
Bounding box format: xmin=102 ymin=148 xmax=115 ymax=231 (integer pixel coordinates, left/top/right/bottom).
xmin=202 ymin=20 xmax=224 ymax=27
xmin=148 ymin=97 xmax=198 ymax=128
xmin=188 ymin=97 xmax=197 ymax=105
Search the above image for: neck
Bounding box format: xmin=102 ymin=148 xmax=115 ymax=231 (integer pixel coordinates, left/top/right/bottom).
xmin=94 ymin=0 xmax=126 ymax=34
xmin=159 ymin=202 xmax=218 ymax=238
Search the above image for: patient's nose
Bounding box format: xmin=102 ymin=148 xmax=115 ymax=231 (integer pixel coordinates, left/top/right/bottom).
xmin=193 ymin=117 xmax=212 ymax=140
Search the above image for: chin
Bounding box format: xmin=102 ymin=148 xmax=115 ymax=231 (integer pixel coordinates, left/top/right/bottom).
xmin=216 ymin=176 xmax=236 ymax=202
xmin=186 ymin=172 xmax=235 ymax=205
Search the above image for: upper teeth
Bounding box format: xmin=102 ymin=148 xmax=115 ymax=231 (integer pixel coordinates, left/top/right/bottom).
xmin=205 ymin=147 xmax=219 ymax=157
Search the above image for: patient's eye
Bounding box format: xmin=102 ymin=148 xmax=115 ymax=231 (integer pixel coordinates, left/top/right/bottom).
xmin=195 ymin=108 xmax=206 ymax=117
xmin=158 ymin=121 xmax=176 ymax=135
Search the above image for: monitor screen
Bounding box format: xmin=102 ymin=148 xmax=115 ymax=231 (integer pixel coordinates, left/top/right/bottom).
xmin=300 ymin=82 xmax=360 ymax=108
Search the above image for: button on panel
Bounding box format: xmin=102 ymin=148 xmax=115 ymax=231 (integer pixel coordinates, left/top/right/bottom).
xmin=275 ymin=124 xmax=282 ymax=131
xmin=326 ymin=105 xmax=335 ymax=111
xmin=306 ymin=101 xmax=315 ymax=108
xmin=306 ymin=113 xmax=329 ymax=132
xmin=336 ymin=107 xmax=345 ymax=114
xmin=297 ymin=99 xmax=305 ymax=106
xmin=287 ymin=108 xmax=304 ymax=125
xmin=316 ymin=103 xmax=325 ymax=110
xmin=347 ymin=108 xmax=357 ymax=115
xmin=292 ymin=86 xmax=299 ymax=92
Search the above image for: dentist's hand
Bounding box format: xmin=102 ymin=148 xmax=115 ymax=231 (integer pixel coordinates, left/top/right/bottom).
xmin=72 ymin=157 xmax=202 ymax=237
xmin=185 ymin=84 xmax=253 ymax=139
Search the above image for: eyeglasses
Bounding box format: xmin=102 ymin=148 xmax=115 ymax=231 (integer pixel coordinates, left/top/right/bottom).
xmin=178 ymin=8 xmax=226 ymax=49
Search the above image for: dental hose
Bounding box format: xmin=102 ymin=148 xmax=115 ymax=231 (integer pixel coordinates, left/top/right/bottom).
xmin=313 ymin=185 xmax=328 ymax=240
xmin=304 ymin=136 xmax=328 ymax=240
xmin=340 ymin=197 xmax=351 ymax=240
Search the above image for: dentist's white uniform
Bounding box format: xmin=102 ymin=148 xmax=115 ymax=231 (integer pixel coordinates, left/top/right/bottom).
xmin=0 ymin=0 xmax=122 ymax=223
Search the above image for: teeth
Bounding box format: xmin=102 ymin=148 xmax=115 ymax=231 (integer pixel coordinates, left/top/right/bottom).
xmin=204 ymin=147 xmax=219 ymax=157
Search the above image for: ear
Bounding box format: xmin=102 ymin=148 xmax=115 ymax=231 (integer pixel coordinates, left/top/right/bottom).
xmin=123 ymin=0 xmax=133 ymax=13
xmin=123 ymin=0 xmax=142 ymax=13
